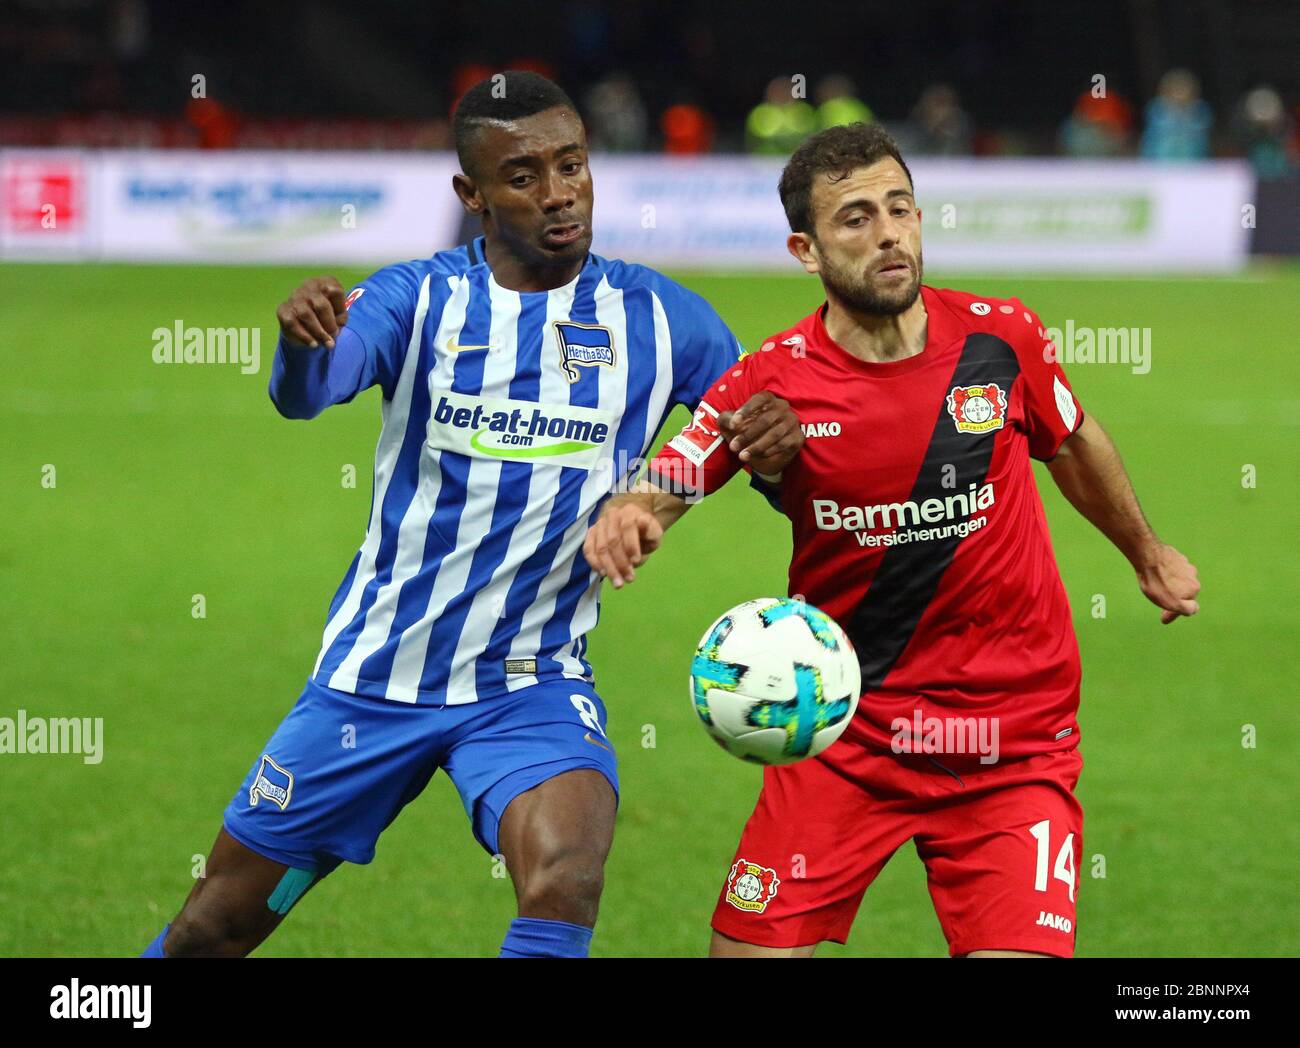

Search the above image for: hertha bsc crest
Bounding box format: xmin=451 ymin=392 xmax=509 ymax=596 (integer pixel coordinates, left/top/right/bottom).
xmin=554 ymin=320 xmax=616 ymax=383
xmin=947 ymin=383 xmax=1007 ymax=434
xmin=249 ymin=754 xmax=294 ymax=811
xmin=725 ymin=858 xmax=780 ymax=913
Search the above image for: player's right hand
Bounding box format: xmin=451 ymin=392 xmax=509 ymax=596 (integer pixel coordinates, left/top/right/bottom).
xmin=583 ymin=498 xmax=664 ymax=589
xmin=1136 ymin=541 xmax=1201 ymax=625
xmin=276 ymin=276 xmax=350 ymax=349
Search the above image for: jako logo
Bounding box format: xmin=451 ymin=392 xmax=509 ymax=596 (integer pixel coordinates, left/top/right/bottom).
xmin=50 ymin=980 xmax=151 ymax=1028
xmin=1034 ymin=911 xmax=1073 ymax=933
xmin=427 ymin=391 xmax=616 ymax=470
xmin=800 ymin=421 xmax=841 ymax=438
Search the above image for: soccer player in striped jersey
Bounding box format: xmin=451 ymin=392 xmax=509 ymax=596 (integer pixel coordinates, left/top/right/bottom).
xmin=140 ymin=72 xmax=803 ymax=959
xmin=587 ymin=123 xmax=1201 ymax=957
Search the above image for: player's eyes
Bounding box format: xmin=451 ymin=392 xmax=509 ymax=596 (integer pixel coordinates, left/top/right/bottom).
xmin=510 ymin=174 xmax=534 ymax=188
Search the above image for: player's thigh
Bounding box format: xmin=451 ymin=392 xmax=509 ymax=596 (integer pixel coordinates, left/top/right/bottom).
xmin=709 ymin=929 xmax=818 ymax=958
xmin=918 ymin=751 xmax=1084 ymax=959
xmin=710 ymin=753 xmax=913 ymax=952
xmin=497 ymin=767 xmax=617 ymax=892
xmin=964 ymin=949 xmax=1054 ymax=958
xmin=184 ymin=827 xmax=292 ymax=910
xmin=222 ymin=679 xmax=443 ymax=872
xmin=442 ymin=680 xmax=619 ymax=862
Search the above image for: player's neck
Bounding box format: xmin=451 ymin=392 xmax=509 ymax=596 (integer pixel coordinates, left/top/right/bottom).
xmin=482 ymin=237 xmax=585 ymax=293
xmin=823 ymin=293 xmax=928 ymax=364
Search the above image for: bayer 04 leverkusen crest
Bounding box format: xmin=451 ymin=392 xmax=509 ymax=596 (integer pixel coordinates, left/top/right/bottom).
xmin=946 ymin=383 xmax=1008 ymax=434
xmin=724 ymin=858 xmax=780 ymax=913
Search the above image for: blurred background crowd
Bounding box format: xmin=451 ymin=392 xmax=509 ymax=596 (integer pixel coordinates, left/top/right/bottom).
xmin=2 ymin=0 xmax=1298 ymax=175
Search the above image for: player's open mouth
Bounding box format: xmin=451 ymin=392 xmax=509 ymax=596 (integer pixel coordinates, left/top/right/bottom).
xmin=542 ymin=223 xmax=585 ymax=247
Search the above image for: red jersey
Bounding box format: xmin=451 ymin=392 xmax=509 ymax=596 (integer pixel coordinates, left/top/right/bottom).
xmin=649 ymin=286 xmax=1086 ymax=763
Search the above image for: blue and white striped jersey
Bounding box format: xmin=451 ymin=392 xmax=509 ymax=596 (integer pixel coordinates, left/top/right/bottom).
xmin=281 ymin=238 xmax=741 ymax=705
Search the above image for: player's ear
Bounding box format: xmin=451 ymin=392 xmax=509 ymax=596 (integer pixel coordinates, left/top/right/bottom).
xmin=452 ymin=173 xmax=486 ymax=216
xmin=787 ymin=232 xmax=819 ymax=275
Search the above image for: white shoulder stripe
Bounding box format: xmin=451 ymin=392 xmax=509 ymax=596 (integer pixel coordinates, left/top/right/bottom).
xmin=645 ymin=290 xmax=676 ymax=449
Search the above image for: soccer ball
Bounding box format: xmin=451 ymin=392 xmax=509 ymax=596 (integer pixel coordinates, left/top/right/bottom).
xmin=690 ymin=597 xmax=861 ymax=765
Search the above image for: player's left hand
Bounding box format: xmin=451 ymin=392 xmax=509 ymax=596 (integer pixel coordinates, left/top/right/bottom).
xmin=583 ymin=497 xmax=664 ymax=589
xmin=718 ymin=391 xmax=804 ymax=478
xmin=1136 ymin=542 xmax=1201 ymax=624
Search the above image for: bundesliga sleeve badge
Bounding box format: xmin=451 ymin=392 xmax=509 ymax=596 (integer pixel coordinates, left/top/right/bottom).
xmin=724 ymin=858 xmax=780 ymax=913
xmin=668 ymin=401 xmax=724 ymax=465
xmin=946 ymin=383 xmax=1008 ymax=434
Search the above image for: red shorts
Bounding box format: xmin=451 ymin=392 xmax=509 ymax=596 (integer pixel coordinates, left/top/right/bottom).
xmin=711 ymin=744 xmax=1084 ymax=957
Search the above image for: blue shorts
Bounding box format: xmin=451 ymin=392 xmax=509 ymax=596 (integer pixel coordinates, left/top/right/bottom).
xmin=222 ymin=678 xmax=619 ymax=871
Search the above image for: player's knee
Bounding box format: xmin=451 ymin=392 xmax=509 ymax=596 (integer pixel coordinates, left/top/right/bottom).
xmin=166 ymin=909 xmax=240 ymax=958
xmin=166 ymin=895 xmax=273 ymax=958
xmin=517 ymin=845 xmax=606 ymax=921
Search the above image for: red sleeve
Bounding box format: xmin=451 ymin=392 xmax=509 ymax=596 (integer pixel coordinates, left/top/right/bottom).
xmin=1012 ymin=299 xmax=1085 ymax=461
xmin=646 ymin=354 xmax=757 ymax=498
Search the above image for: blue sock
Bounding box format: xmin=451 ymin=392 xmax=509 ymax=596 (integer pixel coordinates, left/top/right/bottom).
xmin=499 ymin=917 xmax=593 ymax=958
xmin=140 ymin=924 xmax=170 ymax=958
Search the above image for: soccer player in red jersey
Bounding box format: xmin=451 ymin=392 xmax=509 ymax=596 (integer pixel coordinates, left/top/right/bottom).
xmin=583 ymin=123 xmax=1201 ymax=957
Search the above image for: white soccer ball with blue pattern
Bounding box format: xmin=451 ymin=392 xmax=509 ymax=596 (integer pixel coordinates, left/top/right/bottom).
xmin=690 ymin=597 xmax=861 ymax=765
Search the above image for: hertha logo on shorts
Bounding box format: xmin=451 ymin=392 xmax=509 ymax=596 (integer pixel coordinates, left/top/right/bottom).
xmin=947 ymin=383 xmax=1007 ymax=434
xmin=724 ymin=858 xmax=780 ymax=913
xmin=249 ymin=754 xmax=294 ymax=811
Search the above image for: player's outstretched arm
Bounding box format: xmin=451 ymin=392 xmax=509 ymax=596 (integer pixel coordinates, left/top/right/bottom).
xmin=1046 ymin=413 xmax=1201 ymax=624
xmin=583 ymin=481 xmax=687 ymax=589
xmin=586 ymin=390 xmax=804 ymax=588
xmin=269 ymin=275 xmax=359 ymax=420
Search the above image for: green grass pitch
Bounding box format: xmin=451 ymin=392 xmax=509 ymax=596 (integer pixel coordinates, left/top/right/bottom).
xmin=1 ymin=262 xmax=1296 ymax=957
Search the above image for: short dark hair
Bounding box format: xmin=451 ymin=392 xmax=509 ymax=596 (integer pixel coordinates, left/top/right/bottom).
xmin=453 ymin=71 xmax=579 ymax=176
xmin=778 ymin=123 xmax=914 ymax=235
